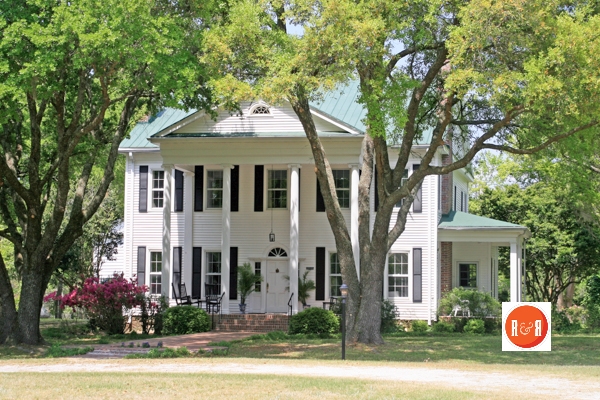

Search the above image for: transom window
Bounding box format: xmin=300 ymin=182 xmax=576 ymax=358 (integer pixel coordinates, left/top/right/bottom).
xmin=459 ymin=263 xmax=477 ymax=288
xmin=207 ymin=170 xmax=223 ymax=209
xmin=330 ymin=253 xmax=342 ymax=297
xmin=150 ymin=252 xmax=162 ymax=295
xmin=333 ymin=170 xmax=350 ymax=208
xmin=268 ymin=247 xmax=288 ymax=257
xmin=152 ymin=171 xmax=164 ymax=208
xmin=388 ymin=253 xmax=408 ymax=298
xmin=268 ymin=170 xmax=287 ymax=208
xmin=395 ymin=169 xmax=409 ymax=208
xmin=251 ymin=105 xmax=270 ymax=115
xmin=206 ymin=252 xmax=222 ymax=286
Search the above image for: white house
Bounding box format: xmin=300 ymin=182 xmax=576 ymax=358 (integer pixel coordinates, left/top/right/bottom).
xmin=118 ymin=83 xmax=529 ymax=322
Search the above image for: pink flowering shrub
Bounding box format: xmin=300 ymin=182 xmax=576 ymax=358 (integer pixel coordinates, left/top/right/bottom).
xmin=47 ymin=273 xmax=148 ymax=334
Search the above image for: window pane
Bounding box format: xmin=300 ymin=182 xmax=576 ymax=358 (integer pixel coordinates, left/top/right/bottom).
xmin=333 ymin=170 xmax=350 ymax=189
xmin=207 ymin=252 xmax=221 ymax=274
xmin=388 ymin=277 xmax=408 ymax=297
xmin=207 ymin=170 xmax=223 ymax=188
xmin=268 ymin=170 xmax=287 ymax=208
xmin=459 ymin=263 xmax=477 ymax=287
xmin=330 ymin=275 xmax=342 ymax=297
xmin=388 ymin=253 xmax=408 ymax=275
xmin=330 ymin=253 xmax=340 ymax=274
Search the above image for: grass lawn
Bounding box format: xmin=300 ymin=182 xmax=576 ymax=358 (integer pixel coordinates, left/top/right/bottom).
xmin=0 ymin=369 xmax=548 ymax=400
xmin=0 ymin=318 xmax=162 ymax=359
xmin=216 ymin=331 xmax=600 ymax=367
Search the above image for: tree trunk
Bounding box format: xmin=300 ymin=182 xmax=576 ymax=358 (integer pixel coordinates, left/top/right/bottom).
xmin=13 ymin=257 xmax=49 ymax=345
xmin=0 ymin=253 xmax=18 ymax=345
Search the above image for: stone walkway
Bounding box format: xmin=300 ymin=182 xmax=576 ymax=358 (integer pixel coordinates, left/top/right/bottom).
xmin=74 ymin=331 xmax=255 ymax=358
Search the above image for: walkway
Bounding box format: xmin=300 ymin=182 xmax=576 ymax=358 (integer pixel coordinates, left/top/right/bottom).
xmin=74 ymin=331 xmax=255 ymax=358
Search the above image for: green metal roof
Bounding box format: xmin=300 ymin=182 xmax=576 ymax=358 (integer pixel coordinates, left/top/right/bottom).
xmin=311 ymin=81 xmax=366 ymax=133
xmin=120 ymin=108 xmax=196 ymax=149
xmin=439 ymin=211 xmax=526 ymax=230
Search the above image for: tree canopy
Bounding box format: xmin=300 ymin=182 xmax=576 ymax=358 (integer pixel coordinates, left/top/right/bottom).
xmin=0 ymin=0 xmax=215 ymax=345
xmin=202 ymin=0 xmax=600 ymax=343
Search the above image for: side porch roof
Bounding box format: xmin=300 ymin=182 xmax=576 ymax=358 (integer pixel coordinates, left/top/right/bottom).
xmin=438 ymin=211 xmax=530 ymax=244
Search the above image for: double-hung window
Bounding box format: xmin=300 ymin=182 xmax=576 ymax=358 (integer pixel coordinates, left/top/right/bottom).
xmin=332 ymin=170 xmax=350 ymax=208
xmin=388 ymin=253 xmax=409 ymax=298
xmin=150 ymin=252 xmax=162 ymax=295
xmin=395 ymin=169 xmax=409 ymax=208
xmin=268 ymin=170 xmax=287 ymax=208
xmin=206 ymin=252 xmax=222 ymax=286
xmin=459 ymin=263 xmax=477 ymax=288
xmin=207 ymin=170 xmax=223 ymax=208
xmin=330 ymin=253 xmax=342 ymax=297
xmin=152 ymin=171 xmax=164 ymax=208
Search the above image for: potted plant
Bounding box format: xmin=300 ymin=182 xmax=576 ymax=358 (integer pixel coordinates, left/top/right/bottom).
xmin=297 ymin=270 xmax=316 ymax=309
xmin=237 ymin=262 xmax=263 ymax=314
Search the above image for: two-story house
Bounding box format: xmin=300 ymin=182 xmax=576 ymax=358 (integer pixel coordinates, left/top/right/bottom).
xmin=118 ymin=83 xmax=529 ymax=322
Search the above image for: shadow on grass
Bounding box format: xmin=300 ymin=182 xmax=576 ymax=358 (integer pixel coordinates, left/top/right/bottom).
xmin=221 ymin=332 xmax=600 ymax=366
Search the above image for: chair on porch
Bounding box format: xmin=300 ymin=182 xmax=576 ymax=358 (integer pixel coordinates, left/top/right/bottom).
xmin=204 ymin=283 xmax=224 ymax=313
xmin=322 ymin=296 xmax=342 ymax=315
xmin=172 ymin=283 xmax=202 ymax=307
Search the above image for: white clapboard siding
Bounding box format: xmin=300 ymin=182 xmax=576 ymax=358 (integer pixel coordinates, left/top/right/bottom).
xmin=452 ymin=242 xmax=494 ymax=296
xmin=453 ymin=170 xmax=470 ymax=213
xmin=177 ymin=102 xmax=343 ymax=134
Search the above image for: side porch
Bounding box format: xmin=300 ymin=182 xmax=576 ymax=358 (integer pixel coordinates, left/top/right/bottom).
xmin=438 ymin=211 xmax=531 ymax=302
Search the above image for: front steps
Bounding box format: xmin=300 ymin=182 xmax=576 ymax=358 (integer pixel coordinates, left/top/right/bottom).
xmin=213 ymin=314 xmax=289 ymax=333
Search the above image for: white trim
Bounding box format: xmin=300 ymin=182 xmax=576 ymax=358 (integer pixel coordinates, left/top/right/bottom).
xmin=386 ymin=251 xmax=412 ymax=300
xmin=309 ymin=108 xmax=362 ymax=135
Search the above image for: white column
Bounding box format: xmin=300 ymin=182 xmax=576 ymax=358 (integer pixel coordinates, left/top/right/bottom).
xmin=162 ymin=164 xmax=173 ymax=299
xmin=289 ymin=164 xmax=300 ymax=314
xmin=183 ymin=171 xmax=194 ymax=293
xmin=509 ymin=240 xmax=521 ymax=302
xmin=349 ymin=164 xmax=360 ymax=275
xmin=221 ymin=164 xmax=233 ymax=313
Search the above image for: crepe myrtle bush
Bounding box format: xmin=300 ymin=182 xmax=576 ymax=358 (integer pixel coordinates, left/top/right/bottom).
xmin=44 ymin=273 xmax=146 ymax=334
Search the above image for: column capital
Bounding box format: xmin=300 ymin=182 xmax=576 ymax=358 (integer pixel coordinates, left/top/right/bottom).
xmin=348 ymin=163 xmax=360 ymax=170
xmin=183 ymin=171 xmax=195 ymax=177
xmin=287 ymin=164 xmax=302 ymax=169
xmin=221 ymin=164 xmax=234 ymax=170
xmin=162 ymin=164 xmax=174 ymax=170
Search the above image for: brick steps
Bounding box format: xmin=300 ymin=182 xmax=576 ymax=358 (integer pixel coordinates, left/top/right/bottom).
xmin=214 ymin=314 xmax=289 ymax=333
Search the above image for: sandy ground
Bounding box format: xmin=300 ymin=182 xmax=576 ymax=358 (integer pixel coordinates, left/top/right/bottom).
xmin=1 ymin=359 xmax=599 ymax=399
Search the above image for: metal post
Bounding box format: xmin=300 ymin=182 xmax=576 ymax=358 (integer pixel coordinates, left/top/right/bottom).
xmin=342 ymin=297 xmax=346 ymax=360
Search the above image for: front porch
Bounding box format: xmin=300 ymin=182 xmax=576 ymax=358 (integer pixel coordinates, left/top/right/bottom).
xmin=438 ymin=211 xmax=531 ymax=301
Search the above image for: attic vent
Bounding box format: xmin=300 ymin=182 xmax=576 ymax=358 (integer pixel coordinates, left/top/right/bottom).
xmin=251 ymin=105 xmax=270 ymax=115
xmin=268 ymin=247 xmax=287 ymax=257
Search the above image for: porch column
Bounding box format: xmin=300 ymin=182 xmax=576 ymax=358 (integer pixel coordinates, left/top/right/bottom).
xmin=183 ymin=170 xmax=194 ymax=291
xmin=221 ymin=164 xmax=233 ymax=314
xmin=509 ymin=239 xmax=522 ymax=302
xmin=162 ymin=164 xmax=173 ymax=299
xmin=349 ymin=164 xmax=360 ymax=274
xmin=289 ymin=164 xmax=300 ymax=314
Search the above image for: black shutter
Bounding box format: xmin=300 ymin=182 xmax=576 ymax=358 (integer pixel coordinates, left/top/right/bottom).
xmin=139 ymin=166 xmax=148 ymax=213
xmin=192 ymin=247 xmax=202 ymax=298
xmin=413 ymin=248 xmax=422 ymax=303
xmin=229 ymin=247 xmax=238 ymax=300
xmin=137 ymin=247 xmax=146 ymax=286
xmin=254 ymin=165 xmax=264 ymax=212
xmin=194 ymin=166 xmax=204 ymax=211
xmin=413 ymin=164 xmax=422 ymax=213
xmin=231 ymin=165 xmax=239 ymax=212
xmin=454 ymin=186 xmax=457 ymax=211
xmin=172 ymin=247 xmax=182 ymax=298
xmin=174 ymin=169 xmax=184 ymax=212
xmin=298 ymin=168 xmax=301 ymax=212
xmin=316 ymin=179 xmax=326 ymax=212
xmin=316 ymin=247 xmax=326 ymax=301
xmin=374 ymin=166 xmax=379 ymax=212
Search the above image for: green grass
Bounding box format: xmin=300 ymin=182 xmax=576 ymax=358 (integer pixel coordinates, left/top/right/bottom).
xmin=210 ymin=331 xmax=600 ymax=366
xmin=0 ymin=370 xmax=545 ymax=400
xmin=0 ymin=318 xmax=164 ymax=359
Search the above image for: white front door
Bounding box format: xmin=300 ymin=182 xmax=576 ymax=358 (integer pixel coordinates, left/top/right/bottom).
xmin=266 ymin=260 xmax=288 ymax=313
